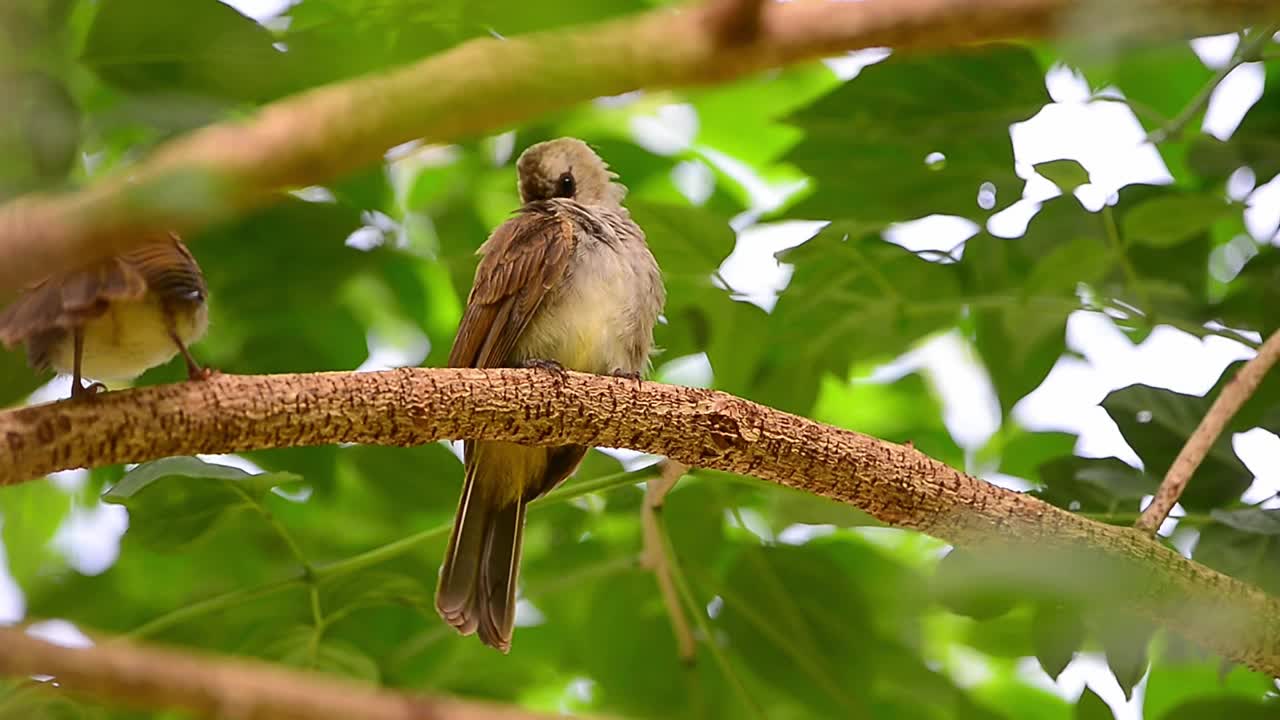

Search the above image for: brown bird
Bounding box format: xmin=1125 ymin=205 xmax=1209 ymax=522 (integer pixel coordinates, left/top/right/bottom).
xmin=0 ymin=232 xmax=210 ymax=399
xmin=436 ymin=137 xmax=665 ymax=652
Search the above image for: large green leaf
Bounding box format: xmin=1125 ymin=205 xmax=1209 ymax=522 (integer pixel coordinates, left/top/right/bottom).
xmin=784 ymin=45 xmax=1047 ymax=221
xmin=103 ymin=457 xmax=301 ymax=550
xmin=1101 ymin=384 xmax=1253 ymax=510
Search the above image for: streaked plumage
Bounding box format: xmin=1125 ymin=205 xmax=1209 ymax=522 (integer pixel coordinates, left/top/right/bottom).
xmin=0 ymin=233 xmax=209 ymax=398
xmin=436 ymin=137 xmax=665 ymax=652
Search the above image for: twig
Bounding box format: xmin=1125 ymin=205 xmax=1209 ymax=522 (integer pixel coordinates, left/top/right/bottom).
xmin=0 ymin=0 xmax=1276 ymax=291
xmin=0 ymin=626 xmax=575 ymax=720
xmin=640 ymin=460 xmax=696 ymax=663
xmin=1147 ymin=23 xmax=1280 ymax=144
xmin=1136 ymin=327 xmax=1280 ymax=533
xmin=2 ymin=368 xmax=1280 ymax=674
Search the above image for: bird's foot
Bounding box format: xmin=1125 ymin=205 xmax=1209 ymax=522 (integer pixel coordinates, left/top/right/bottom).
xmin=521 ymin=358 xmax=567 ymax=378
xmin=611 ymin=368 xmax=644 ymax=387
xmin=187 ymin=366 xmax=220 ymax=382
xmin=70 ymin=381 xmax=107 ymax=401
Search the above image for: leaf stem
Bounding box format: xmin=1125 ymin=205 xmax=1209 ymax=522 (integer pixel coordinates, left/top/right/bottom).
xmin=1148 ymin=24 xmax=1280 ymax=144
xmin=130 ymin=467 xmax=649 ymax=636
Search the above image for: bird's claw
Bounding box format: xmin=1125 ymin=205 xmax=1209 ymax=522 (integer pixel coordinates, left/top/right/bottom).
xmin=71 ymin=381 xmax=107 ymax=400
xmin=188 ymin=366 xmax=220 ymax=382
xmin=611 ymin=368 xmax=643 ymax=387
xmin=521 ymin=358 xmax=567 ymax=377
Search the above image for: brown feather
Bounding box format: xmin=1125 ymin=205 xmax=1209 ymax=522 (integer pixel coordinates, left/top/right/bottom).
xmin=447 ymin=205 xmax=576 ymax=370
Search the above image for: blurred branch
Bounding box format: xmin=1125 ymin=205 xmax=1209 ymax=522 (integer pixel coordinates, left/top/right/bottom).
xmin=1 ymin=0 xmax=1278 ymax=290
xmin=2 ymin=368 xmax=1280 ymax=674
xmin=0 ymin=626 xmax=575 ymax=720
xmin=1147 ymin=23 xmax=1280 ymax=144
xmin=703 ymin=0 xmax=767 ymax=44
xmin=1135 ymin=327 xmax=1280 ymax=534
xmin=640 ymin=460 xmax=695 ymax=663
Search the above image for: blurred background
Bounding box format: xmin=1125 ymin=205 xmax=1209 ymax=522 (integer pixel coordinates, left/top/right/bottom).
xmin=1 ymin=1 xmax=1278 ymax=718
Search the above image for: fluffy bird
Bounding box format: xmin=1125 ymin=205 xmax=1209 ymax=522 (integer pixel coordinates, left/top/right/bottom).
xmin=0 ymin=232 xmax=210 ymax=399
xmin=436 ymin=137 xmax=665 ymax=652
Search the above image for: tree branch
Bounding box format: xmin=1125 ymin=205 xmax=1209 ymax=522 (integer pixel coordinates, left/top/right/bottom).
xmin=0 ymin=626 xmax=573 ymax=720
xmin=1 ymin=0 xmax=1277 ymax=291
xmin=640 ymin=460 xmax=695 ymax=663
xmin=2 ymin=368 xmax=1279 ymax=674
xmin=1136 ymin=328 xmax=1280 ymax=533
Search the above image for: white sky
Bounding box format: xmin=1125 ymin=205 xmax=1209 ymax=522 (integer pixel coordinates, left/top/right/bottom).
xmin=6 ymin=5 xmax=1279 ymax=718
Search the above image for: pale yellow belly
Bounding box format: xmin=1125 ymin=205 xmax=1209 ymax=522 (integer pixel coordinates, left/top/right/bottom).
xmin=49 ymin=299 xmax=208 ymax=381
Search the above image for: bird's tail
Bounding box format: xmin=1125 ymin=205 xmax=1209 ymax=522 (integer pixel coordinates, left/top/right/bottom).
xmin=435 ymin=466 xmax=525 ymax=654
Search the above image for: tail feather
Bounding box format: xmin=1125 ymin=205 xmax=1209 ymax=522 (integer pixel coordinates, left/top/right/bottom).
xmin=436 ymin=466 xmax=525 ymax=654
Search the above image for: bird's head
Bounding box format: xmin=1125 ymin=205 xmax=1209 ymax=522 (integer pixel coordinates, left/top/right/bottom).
xmin=516 ymin=137 xmax=624 ymax=207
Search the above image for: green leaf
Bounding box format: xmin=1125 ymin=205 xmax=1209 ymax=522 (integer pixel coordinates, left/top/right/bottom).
xmin=104 ymin=457 xmax=301 ymax=550
xmin=1032 ymin=602 xmax=1085 ymax=680
xmin=1102 ymin=384 xmax=1253 ymax=509
xmin=0 ymin=345 xmax=45 ymax=407
xmin=1034 ymin=456 xmax=1157 ymax=513
xmin=82 ymin=0 xmax=288 ymax=102
xmin=0 ymin=480 xmax=70 ymax=587
xmin=1209 ymin=507 xmax=1280 ymax=536
xmin=1121 ymin=193 xmax=1232 ymax=248
xmin=784 ymin=45 xmax=1047 ymax=221
xmin=1074 ymin=687 xmax=1114 ymax=720
xmin=766 ymin=224 xmax=962 ymax=412
xmin=1193 ymin=522 xmax=1280 ymax=595
xmin=933 ymin=549 xmax=1017 ymax=620
xmin=260 ymin=625 xmax=381 ymax=682
xmin=1099 ymin=617 xmax=1154 ymax=700
xmin=1034 ymin=159 xmax=1091 ymax=192
xmin=1158 ymin=699 xmax=1280 ymax=720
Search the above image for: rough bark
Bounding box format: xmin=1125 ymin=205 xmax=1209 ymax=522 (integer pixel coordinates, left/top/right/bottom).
xmin=1 ymin=368 xmax=1278 ymax=675
xmin=1 ymin=0 xmax=1278 ymax=291
xmin=0 ymin=626 xmax=573 ymax=720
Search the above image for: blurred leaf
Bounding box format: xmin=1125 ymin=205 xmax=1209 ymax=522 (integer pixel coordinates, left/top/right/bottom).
xmin=1034 ymin=159 xmax=1090 ymax=192
xmin=1122 ymin=193 xmax=1232 ymax=248
xmin=1193 ymin=522 xmax=1280 ymax=595
xmin=933 ymin=549 xmax=1017 ymax=620
xmin=1099 ymin=616 xmax=1154 ymax=700
xmin=82 ymin=0 xmax=288 ymax=102
xmin=260 ymin=625 xmax=381 ymax=682
xmin=1033 ymin=602 xmax=1085 ymax=680
xmin=785 ymin=45 xmax=1046 ymax=221
xmin=1209 ymin=507 xmax=1280 ymax=535
xmin=0 ymin=346 xmax=45 ymax=407
xmin=1188 ymin=65 xmax=1280 ymax=182
xmin=1102 ymin=384 xmax=1253 ymax=509
xmin=0 ymin=480 xmax=69 ymax=587
xmin=1207 ymin=357 xmax=1280 ymax=435
xmin=1214 ymin=248 xmax=1280 ymax=336
xmin=1158 ymin=698 xmax=1280 ymax=720
xmin=1073 ymin=687 xmax=1114 ymax=720
xmin=103 ymin=457 xmax=300 ymax=550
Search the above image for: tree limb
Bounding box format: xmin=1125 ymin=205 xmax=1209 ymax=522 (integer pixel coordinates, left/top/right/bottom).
xmin=0 ymin=626 xmax=574 ymax=720
xmin=1 ymin=0 xmax=1277 ymax=291
xmin=1136 ymin=328 xmax=1280 ymax=533
xmin=2 ymin=368 xmax=1279 ymax=674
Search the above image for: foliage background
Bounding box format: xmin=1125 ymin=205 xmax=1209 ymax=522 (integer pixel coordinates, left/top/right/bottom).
xmin=1 ymin=1 xmax=1279 ymax=718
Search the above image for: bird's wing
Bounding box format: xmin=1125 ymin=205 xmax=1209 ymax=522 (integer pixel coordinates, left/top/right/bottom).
xmin=448 ymin=204 xmax=576 ymax=370
xmin=0 ymin=248 xmax=147 ymax=349
xmin=123 ymin=233 xmax=207 ymax=306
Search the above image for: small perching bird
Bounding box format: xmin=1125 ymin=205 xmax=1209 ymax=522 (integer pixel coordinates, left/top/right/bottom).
xmin=436 ymin=137 xmax=666 ymax=652
xmin=0 ymin=232 xmax=210 ymax=399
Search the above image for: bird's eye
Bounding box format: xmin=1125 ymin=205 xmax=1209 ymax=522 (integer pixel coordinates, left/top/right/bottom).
xmin=555 ymin=172 xmax=575 ymax=198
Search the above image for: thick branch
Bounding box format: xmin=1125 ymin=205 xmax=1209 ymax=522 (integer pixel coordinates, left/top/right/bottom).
xmin=1 ymin=0 xmax=1277 ymax=291
xmin=0 ymin=626 xmax=569 ymax=720
xmin=1136 ymin=328 xmax=1280 ymax=533
xmin=1 ymin=369 xmax=1279 ymax=674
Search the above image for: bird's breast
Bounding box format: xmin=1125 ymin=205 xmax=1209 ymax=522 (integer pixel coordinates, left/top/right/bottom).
xmin=49 ymin=296 xmax=208 ymax=381
xmin=514 ymin=238 xmax=661 ymax=376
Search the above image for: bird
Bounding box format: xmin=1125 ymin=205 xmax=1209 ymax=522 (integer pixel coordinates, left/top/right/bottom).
xmin=436 ymin=137 xmax=665 ymax=653
xmin=0 ymin=232 xmax=211 ymax=400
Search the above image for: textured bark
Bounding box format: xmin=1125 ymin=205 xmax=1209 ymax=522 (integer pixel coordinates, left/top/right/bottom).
xmin=0 ymin=626 xmax=573 ymax=720
xmin=1 ymin=368 xmax=1278 ymax=675
xmin=1 ymin=0 xmax=1278 ymax=290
